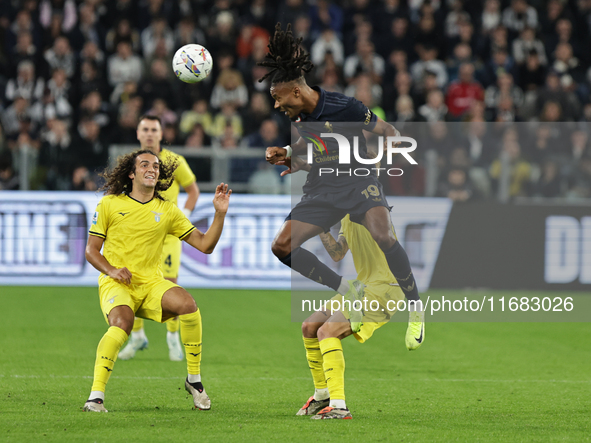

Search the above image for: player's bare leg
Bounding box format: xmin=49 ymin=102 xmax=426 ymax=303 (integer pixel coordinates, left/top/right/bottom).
xmin=84 ymin=305 xmax=134 ymax=412
xmin=362 ymin=206 xmax=424 ymax=349
xmin=161 ymin=287 xmax=210 ymax=410
xmin=164 ymin=277 xmax=184 ymax=361
xmin=272 ymin=220 xmax=365 ymax=303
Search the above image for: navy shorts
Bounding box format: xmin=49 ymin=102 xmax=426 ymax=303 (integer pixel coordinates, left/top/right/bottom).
xmin=285 ymin=180 xmax=390 ymax=232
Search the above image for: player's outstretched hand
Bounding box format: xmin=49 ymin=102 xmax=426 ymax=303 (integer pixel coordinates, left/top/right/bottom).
xmin=265 ymin=146 xmax=287 ymax=164
xmin=277 ymin=156 xmax=310 ymax=176
xmin=213 ymin=182 xmax=232 ymax=213
xmin=109 ymin=267 xmax=132 ymax=284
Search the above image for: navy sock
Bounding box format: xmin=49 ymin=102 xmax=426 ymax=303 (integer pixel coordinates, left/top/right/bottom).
xmin=279 ymin=247 xmax=341 ymax=292
xmin=383 ymin=242 xmax=420 ymax=301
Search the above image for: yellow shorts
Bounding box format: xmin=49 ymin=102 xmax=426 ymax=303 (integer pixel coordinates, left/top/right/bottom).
xmin=162 ymin=235 xmax=182 ymax=279
xmin=329 ymin=282 xmax=404 ymax=343
xmin=98 ymin=274 xmax=179 ymax=325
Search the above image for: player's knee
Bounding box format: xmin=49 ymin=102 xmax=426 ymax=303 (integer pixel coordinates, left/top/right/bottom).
xmin=302 ymin=321 xmax=318 ymax=338
xmin=110 ymin=317 xmax=133 ymax=336
xmin=177 ymin=297 xmax=197 ymax=315
xmin=271 ymin=236 xmax=290 ymax=258
xmin=373 ymin=232 xmax=397 ymax=250
xmin=317 ymin=323 xmax=338 ymax=341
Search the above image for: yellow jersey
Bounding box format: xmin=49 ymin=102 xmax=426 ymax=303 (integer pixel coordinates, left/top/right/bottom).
xmin=340 ymin=214 xmax=398 ymax=285
xmin=159 ymin=148 xmax=196 ymax=205
xmin=89 ymin=194 xmax=196 ymax=282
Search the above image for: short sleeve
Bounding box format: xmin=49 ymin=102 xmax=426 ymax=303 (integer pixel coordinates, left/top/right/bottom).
xmin=346 ymin=98 xmax=378 ymax=131
xmin=169 ymin=204 xmax=196 ymax=240
xmin=174 ymin=155 xmax=196 ymax=188
xmin=89 ymin=197 xmax=109 ymax=239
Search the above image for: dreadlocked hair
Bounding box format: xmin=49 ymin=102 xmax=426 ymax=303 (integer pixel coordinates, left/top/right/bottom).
xmin=257 ymin=22 xmax=314 ymax=83
xmin=99 ymin=149 xmax=178 ymax=200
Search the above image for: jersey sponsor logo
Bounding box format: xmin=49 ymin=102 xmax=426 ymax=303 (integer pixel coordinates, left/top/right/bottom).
xmin=364 ymin=109 xmax=372 ymax=125
xmin=151 ymin=211 xmax=164 ymax=222
xmin=118 ymin=212 xmax=130 ymax=216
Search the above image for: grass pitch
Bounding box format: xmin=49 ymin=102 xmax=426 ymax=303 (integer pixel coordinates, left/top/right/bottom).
xmin=0 ymin=286 xmax=589 ymax=442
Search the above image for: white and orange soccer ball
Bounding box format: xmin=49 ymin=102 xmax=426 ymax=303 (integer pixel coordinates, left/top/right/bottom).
xmin=172 ymin=44 xmax=213 ymax=83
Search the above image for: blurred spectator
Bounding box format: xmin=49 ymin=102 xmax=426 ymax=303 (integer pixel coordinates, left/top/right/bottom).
xmin=485 ymin=72 xmax=524 ymax=112
xmin=5 ymin=60 xmax=44 ymax=103
xmin=105 ymin=18 xmax=140 ymax=53
xmin=211 ymin=69 xmax=248 ymax=109
xmin=446 ymin=42 xmax=474 ymax=83
xmin=30 ymin=72 xmax=72 ymax=123
xmin=344 ymin=39 xmax=385 ymax=85
xmin=512 ymin=27 xmax=547 ymax=65
xmin=438 ymin=167 xmax=474 ymax=202
xmin=141 ymin=17 xmax=174 ymax=60
xmin=184 ymin=123 xmax=210 ymax=149
xmin=240 ymin=92 xmax=276 ymax=136
xmin=147 ymin=98 xmax=177 ymax=127
xmin=39 ymin=0 xmax=77 ymax=34
xmin=8 ymin=31 xmax=39 ymax=78
xmin=378 ymin=17 xmax=414 ymax=62
xmin=502 ymin=0 xmax=538 ymax=34
xmin=478 ymin=47 xmax=517 ymax=88
xmin=208 ymin=11 xmax=237 ymax=55
xmin=345 ymin=73 xmax=382 ymax=109
xmin=410 ymin=45 xmax=448 ymax=89
xmin=0 ymin=151 xmax=19 ymax=190
xmin=68 ymin=2 xmax=105 ymax=52
xmin=570 ymin=129 xmax=590 ymax=161
xmin=236 ymin=19 xmax=270 ymax=60
xmin=532 ymin=160 xmax=562 ymax=197
xmin=536 ymin=72 xmax=581 ymax=121
xmin=7 ymin=10 xmax=40 ymax=51
xmin=43 ymin=36 xmax=76 ymax=78
xmin=445 ymin=0 xmax=470 ymax=39
xmin=446 ymin=63 xmax=484 ymax=119
xmin=566 ymin=155 xmax=591 ymax=199
xmin=79 ymin=90 xmax=110 ymax=128
xmin=277 ymin=0 xmax=309 ymax=29
xmin=210 ymin=103 xmax=243 ymax=139
xmin=140 ymin=58 xmax=177 ymax=110
xmin=418 ymin=90 xmax=448 ymax=122
xmin=72 ymin=118 xmax=109 ymax=172
xmin=175 ymin=17 xmax=206 ymax=49
xmin=309 ymin=0 xmax=344 ymax=38
xmin=551 ymin=43 xmax=583 ymax=84
xmin=162 ymin=123 xmax=182 ymax=146
xmin=481 ymin=0 xmax=502 ymax=35
xmin=519 ymin=50 xmax=547 ymax=92
xmin=107 ymin=40 xmax=143 ymax=87
xmin=180 ymin=99 xmax=213 ymax=136
xmin=319 ymin=66 xmax=344 ymax=93
xmin=248 ymin=161 xmax=281 ymax=194
xmin=311 ymin=28 xmax=344 ymax=67
xmin=79 ymin=40 xmax=105 ymax=72
xmin=74 ymin=59 xmax=108 ymax=106
xmin=490 ymin=139 xmax=532 ymax=197
xmin=293 ymin=15 xmax=313 ymax=51
xmin=540 ymin=0 xmax=570 ymax=37
xmin=37 ymin=117 xmax=71 ymax=189
xmin=245 ymin=119 xmax=284 ymax=148
xmin=2 ymin=97 xmax=33 ymax=137
xmin=70 ymin=165 xmax=98 ymax=191
xmin=136 ymin=0 xmax=179 ymax=31
xmin=243 ymin=0 xmax=277 ymax=34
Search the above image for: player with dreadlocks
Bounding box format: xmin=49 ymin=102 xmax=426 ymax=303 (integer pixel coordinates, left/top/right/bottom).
xmin=83 ymin=148 xmax=231 ymax=413
xmin=259 ymin=24 xmax=425 ymax=420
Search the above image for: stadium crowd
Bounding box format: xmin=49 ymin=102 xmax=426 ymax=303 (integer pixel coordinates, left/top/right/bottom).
xmin=0 ymin=0 xmax=590 ymax=200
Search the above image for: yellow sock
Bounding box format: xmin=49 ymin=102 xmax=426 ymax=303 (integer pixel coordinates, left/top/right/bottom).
xmin=180 ymin=309 xmax=202 ymax=375
xmin=303 ymin=337 xmax=327 ymax=390
xmin=91 ymin=326 xmax=128 ymax=393
xmin=166 ymin=317 xmax=180 ymax=333
xmin=319 ymin=337 xmax=345 ymax=402
xmin=132 ymin=317 xmax=143 ymax=332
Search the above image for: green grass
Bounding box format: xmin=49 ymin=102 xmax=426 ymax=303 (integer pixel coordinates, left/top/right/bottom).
xmin=0 ymin=287 xmax=590 ymax=442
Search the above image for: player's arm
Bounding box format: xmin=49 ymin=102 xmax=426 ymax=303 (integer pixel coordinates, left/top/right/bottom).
xmin=182 ymin=181 xmax=200 ymax=216
xmin=319 ymin=231 xmax=349 ymax=262
xmin=265 ymin=137 xmax=306 ymax=164
xmin=278 ymin=155 xmax=311 ymax=177
xmin=371 ymin=117 xmax=401 ymax=139
xmin=85 ymin=235 xmax=132 ymax=284
xmin=183 ymin=183 xmax=231 ymax=254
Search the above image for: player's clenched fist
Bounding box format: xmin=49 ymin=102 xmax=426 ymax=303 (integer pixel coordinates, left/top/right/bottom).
xmin=213 ymin=182 xmax=232 ymax=213
xmin=265 ymin=146 xmax=287 ymax=164
xmin=109 ymin=267 xmax=132 ymax=284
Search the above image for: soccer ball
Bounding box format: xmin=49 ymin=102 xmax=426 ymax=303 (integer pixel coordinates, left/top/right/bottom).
xmin=172 ymin=44 xmax=213 ymax=83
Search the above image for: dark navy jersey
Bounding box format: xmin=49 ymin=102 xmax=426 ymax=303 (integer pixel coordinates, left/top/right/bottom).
xmin=293 ymin=86 xmax=379 ymax=194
